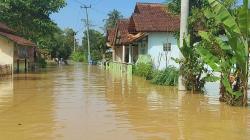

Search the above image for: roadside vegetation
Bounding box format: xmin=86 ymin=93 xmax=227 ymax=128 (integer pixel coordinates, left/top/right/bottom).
xmin=168 ymin=0 xmax=249 ymax=106
xmin=133 ymin=55 xmax=179 ymax=86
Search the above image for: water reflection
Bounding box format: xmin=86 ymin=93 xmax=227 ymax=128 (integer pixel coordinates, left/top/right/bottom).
xmin=105 ymin=69 xmax=250 ymax=140
xmin=0 ymin=78 xmax=13 ymax=112
xmin=0 ymin=64 xmax=249 ymax=140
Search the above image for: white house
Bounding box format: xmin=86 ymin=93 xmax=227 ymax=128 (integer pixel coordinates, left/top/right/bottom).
xmin=107 ymin=3 xmax=181 ymax=70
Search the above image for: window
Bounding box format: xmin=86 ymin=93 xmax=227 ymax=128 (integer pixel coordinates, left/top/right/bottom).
xmin=163 ymin=43 xmax=171 ymax=52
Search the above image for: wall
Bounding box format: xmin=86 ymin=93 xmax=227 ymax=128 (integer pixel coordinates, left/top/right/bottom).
xmin=0 ymin=36 xmax=14 ymax=65
xmin=147 ymin=32 xmax=180 ymax=70
xmin=114 ymin=46 xmax=123 ymax=62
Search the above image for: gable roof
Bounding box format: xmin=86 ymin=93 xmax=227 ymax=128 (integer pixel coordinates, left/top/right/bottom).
xmin=0 ymin=22 xmax=36 ymax=47
xmin=0 ymin=22 xmax=14 ymax=33
xmin=130 ymin=3 xmax=180 ymax=32
xmin=116 ymin=19 xmax=130 ymax=44
xmin=106 ymin=28 xmax=116 ymax=47
xmin=0 ymin=32 xmax=36 ymax=47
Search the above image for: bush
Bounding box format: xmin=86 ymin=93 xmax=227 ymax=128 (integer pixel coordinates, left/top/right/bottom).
xmin=151 ymin=67 xmax=179 ymax=86
xmin=36 ymin=57 xmax=47 ymax=68
xmin=133 ymin=62 xmax=154 ymax=80
xmin=133 ymin=55 xmax=154 ymax=80
xmin=71 ymin=52 xmax=86 ymax=62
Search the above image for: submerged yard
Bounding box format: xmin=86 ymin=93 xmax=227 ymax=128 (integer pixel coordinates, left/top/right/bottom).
xmin=0 ymin=64 xmax=249 ymax=140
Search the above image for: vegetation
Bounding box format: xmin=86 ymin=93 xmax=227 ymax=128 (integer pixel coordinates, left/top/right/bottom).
xmin=133 ymin=55 xmax=179 ymax=86
xmin=82 ymin=29 xmax=108 ymax=62
xmin=0 ymin=0 xmax=77 ymax=66
xmin=151 ymin=67 xmax=179 ymax=86
xmin=36 ymin=58 xmax=47 ymax=68
xmin=71 ymin=52 xmax=86 ymax=62
xmin=133 ymin=55 xmax=154 ymax=80
xmin=196 ymin=0 xmax=249 ymax=106
xmin=104 ymin=9 xmax=123 ymax=30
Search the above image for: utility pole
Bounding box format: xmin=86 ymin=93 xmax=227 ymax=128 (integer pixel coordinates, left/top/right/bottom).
xmin=73 ymin=31 xmax=78 ymax=53
xmin=81 ymin=5 xmax=92 ymax=64
xmin=178 ymin=0 xmax=189 ymax=91
xmin=73 ymin=32 xmax=76 ymax=52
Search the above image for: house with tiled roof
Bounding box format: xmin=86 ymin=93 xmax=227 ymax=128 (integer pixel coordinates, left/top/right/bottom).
xmin=0 ymin=22 xmax=37 ymax=75
xmin=107 ymin=2 xmax=180 ymax=70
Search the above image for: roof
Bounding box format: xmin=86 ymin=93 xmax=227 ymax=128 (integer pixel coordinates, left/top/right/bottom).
xmin=106 ymin=28 xmax=116 ymax=47
xmin=0 ymin=32 xmax=36 ymax=47
xmin=0 ymin=22 xmax=14 ymax=33
xmin=0 ymin=22 xmax=36 ymax=47
xmin=130 ymin=3 xmax=180 ymax=32
xmin=116 ymin=19 xmax=130 ymax=44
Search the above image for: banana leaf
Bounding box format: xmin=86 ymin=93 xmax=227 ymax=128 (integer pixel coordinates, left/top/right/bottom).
xmin=207 ymin=0 xmax=241 ymax=35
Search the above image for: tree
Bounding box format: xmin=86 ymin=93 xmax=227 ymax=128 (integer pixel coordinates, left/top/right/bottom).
xmin=104 ymin=9 xmax=123 ymax=30
xmin=0 ymin=0 xmax=66 ymax=53
xmin=82 ymin=29 xmax=106 ymax=62
xmin=196 ymin=0 xmax=249 ymax=106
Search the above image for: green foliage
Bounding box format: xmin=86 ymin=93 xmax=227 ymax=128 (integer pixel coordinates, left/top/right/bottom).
xmin=197 ymin=0 xmax=249 ymax=106
xmin=104 ymin=9 xmax=123 ymax=30
xmin=174 ymin=35 xmax=208 ymax=91
xmin=133 ymin=62 xmax=154 ymax=80
xmin=0 ymin=0 xmax=66 ymax=41
xmin=151 ymin=67 xmax=179 ymax=86
xmin=82 ymin=29 xmax=107 ymax=62
xmin=36 ymin=58 xmax=47 ymax=68
xmin=167 ymin=0 xmax=208 ymax=15
xmin=71 ymin=52 xmax=86 ymax=62
xmin=133 ymin=55 xmax=154 ymax=80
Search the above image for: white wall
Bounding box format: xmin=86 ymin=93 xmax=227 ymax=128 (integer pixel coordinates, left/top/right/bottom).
xmin=0 ymin=36 xmax=14 ymax=65
xmin=147 ymin=32 xmax=180 ymax=70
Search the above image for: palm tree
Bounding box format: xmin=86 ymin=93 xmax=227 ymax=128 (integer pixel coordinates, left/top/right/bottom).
xmin=104 ymin=9 xmax=123 ymax=30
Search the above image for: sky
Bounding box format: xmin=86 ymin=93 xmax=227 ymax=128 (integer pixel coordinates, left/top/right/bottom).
xmin=51 ymin=0 xmax=166 ymax=43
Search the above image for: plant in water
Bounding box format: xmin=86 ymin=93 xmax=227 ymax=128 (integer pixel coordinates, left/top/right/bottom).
xmin=133 ymin=55 xmax=154 ymax=80
xmin=151 ymin=67 xmax=179 ymax=86
xmin=196 ymin=0 xmax=249 ymax=106
xmin=173 ymin=35 xmax=211 ymax=91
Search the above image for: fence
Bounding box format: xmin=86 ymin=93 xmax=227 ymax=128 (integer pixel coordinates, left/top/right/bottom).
xmin=106 ymin=62 xmax=133 ymax=75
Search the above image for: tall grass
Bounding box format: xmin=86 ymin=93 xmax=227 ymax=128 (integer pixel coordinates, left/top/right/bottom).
xmin=151 ymin=67 xmax=179 ymax=86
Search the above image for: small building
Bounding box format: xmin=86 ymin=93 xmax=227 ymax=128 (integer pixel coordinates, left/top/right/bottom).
xmin=107 ymin=3 xmax=180 ymax=71
xmin=0 ymin=22 xmax=36 ymax=76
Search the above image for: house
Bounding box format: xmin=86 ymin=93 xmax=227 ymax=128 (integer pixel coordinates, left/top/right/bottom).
xmin=107 ymin=3 xmax=180 ymax=71
xmin=0 ymin=22 xmax=36 ymax=75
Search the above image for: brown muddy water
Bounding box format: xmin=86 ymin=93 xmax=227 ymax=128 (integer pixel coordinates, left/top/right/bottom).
xmin=0 ymin=63 xmax=250 ymax=140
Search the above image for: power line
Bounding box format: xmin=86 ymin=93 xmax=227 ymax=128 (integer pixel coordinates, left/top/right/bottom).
xmin=81 ymin=5 xmax=92 ymax=64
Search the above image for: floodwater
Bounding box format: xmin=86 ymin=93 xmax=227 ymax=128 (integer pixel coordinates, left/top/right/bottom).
xmin=0 ymin=63 xmax=250 ymax=140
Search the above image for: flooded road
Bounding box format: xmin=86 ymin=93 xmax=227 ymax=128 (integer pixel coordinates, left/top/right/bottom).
xmin=0 ymin=63 xmax=250 ymax=140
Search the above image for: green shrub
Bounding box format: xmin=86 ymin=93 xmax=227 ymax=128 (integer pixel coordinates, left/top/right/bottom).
xmin=151 ymin=67 xmax=179 ymax=86
xmin=36 ymin=57 xmax=47 ymax=68
xmin=133 ymin=55 xmax=154 ymax=80
xmin=71 ymin=52 xmax=86 ymax=62
xmin=133 ymin=62 xmax=154 ymax=80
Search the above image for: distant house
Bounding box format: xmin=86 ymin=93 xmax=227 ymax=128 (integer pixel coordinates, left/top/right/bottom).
xmin=0 ymin=22 xmax=37 ymax=75
xmin=107 ymin=3 xmax=180 ymax=70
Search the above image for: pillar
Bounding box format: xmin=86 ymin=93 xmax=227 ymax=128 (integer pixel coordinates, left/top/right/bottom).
xmin=129 ymin=45 xmax=132 ymax=64
xmin=122 ymin=45 xmax=126 ymax=63
xmin=24 ymin=58 xmax=27 ymax=73
xmin=16 ymin=59 xmax=20 ymax=73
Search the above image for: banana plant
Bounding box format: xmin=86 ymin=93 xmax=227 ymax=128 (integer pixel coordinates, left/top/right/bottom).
xmin=196 ymin=0 xmax=249 ymax=106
